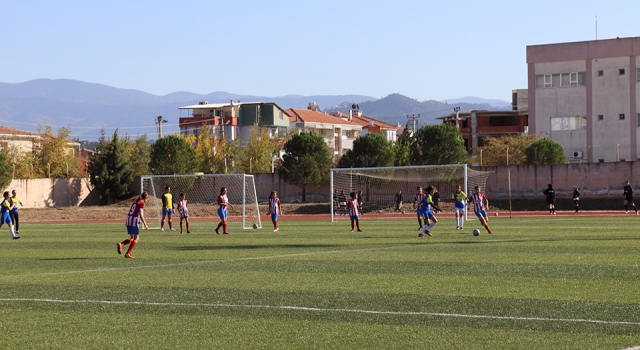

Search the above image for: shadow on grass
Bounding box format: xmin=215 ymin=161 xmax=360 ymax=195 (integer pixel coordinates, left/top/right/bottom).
xmin=176 ymin=244 xmax=339 ymax=251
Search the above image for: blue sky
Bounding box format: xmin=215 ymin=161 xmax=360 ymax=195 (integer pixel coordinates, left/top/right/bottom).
xmin=1 ymin=0 xmax=637 ymax=102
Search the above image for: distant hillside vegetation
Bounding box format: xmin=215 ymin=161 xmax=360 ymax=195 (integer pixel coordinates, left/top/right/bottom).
xmin=324 ymin=93 xmax=510 ymax=127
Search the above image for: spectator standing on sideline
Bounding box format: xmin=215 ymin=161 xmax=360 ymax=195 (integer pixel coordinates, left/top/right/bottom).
xmin=623 ymin=180 xmax=638 ymax=215
xmin=432 ymin=187 xmax=441 ymax=213
xmin=394 ymin=190 xmax=405 ymax=214
xmin=9 ymin=190 xmax=23 ymax=234
xmin=573 ymin=186 xmax=580 ymax=213
xmin=543 ymin=184 xmax=556 ymax=215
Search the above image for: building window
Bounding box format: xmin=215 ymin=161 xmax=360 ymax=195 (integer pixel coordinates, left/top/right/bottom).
xmin=536 ymin=72 xmax=586 ymax=88
xmin=597 ymin=70 xmax=604 ymax=76
xmin=550 ymin=116 xmax=587 ymax=131
xmin=619 ymin=69 xmax=626 ymax=75
xmin=598 ymin=115 xmax=604 ymax=121
xmin=599 ymin=159 xmax=605 ymax=163
xmin=620 ymin=114 xmax=626 ymax=120
xmin=637 ymin=114 xmax=640 ymax=127
xmin=637 ymin=68 xmax=640 ymax=82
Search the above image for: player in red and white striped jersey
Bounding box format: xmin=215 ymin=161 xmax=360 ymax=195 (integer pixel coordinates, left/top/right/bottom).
xmin=268 ymin=191 xmax=282 ymax=232
xmin=468 ymin=186 xmax=492 ymax=234
xmin=178 ymin=193 xmax=190 ymax=234
xmin=413 ymin=187 xmax=426 ymax=230
xmin=347 ymin=192 xmax=362 ymax=232
xmin=118 ymin=192 xmax=149 ymax=258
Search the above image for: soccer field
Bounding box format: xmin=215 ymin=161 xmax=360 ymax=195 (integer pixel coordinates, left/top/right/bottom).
xmin=1 ymin=217 xmax=640 ymax=349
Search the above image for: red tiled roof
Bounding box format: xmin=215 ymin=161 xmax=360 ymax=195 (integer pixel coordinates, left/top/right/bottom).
xmin=0 ymin=126 xmax=37 ymax=136
xmin=287 ymin=108 xmax=361 ymax=127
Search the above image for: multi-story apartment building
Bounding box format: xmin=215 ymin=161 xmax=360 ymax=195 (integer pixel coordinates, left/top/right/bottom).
xmin=286 ymin=106 xmax=362 ymax=156
xmin=527 ymin=36 xmax=640 ymax=163
xmin=330 ymin=107 xmax=399 ymax=142
xmin=178 ymin=101 xmax=290 ymax=144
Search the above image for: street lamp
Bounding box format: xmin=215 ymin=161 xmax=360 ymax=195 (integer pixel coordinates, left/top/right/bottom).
xmin=453 ymin=107 xmax=461 ymax=127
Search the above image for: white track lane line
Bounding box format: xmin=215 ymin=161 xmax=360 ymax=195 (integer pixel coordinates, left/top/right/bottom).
xmin=0 ymin=298 xmax=639 ymax=326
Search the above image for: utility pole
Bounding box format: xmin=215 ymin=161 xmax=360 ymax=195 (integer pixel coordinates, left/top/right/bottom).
xmin=453 ymin=107 xmax=461 ymax=127
xmin=406 ymin=114 xmax=420 ymax=133
xmin=156 ymin=116 xmax=167 ymax=139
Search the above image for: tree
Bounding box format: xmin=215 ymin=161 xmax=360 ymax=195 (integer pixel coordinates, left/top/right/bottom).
xmin=338 ymin=133 xmax=395 ymax=168
xmin=239 ymin=126 xmax=278 ymax=173
xmin=149 ymin=135 xmax=199 ymax=175
xmin=393 ymin=124 xmax=414 ymax=166
xmin=525 ymin=138 xmax=566 ymax=165
xmin=33 ymin=126 xmax=80 ymax=178
xmin=411 ymin=124 xmax=468 ymax=165
xmin=193 ymin=124 xmax=217 ymax=174
xmin=480 ymin=134 xmax=536 ymax=165
xmin=279 ymin=132 xmax=332 ymax=202
xmin=2 ymin=143 xmax=38 ymax=179
xmin=88 ymin=130 xmax=134 ymax=204
xmin=127 ymin=134 xmax=151 ymax=176
xmin=0 ymin=153 xmax=13 ymax=190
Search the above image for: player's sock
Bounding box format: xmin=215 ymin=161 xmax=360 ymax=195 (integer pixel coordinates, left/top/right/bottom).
xmin=223 ymin=223 xmax=227 ymax=233
xmin=126 ymin=241 xmax=137 ymax=255
xmin=485 ymin=224 xmax=492 ymax=234
xmin=169 ymin=222 xmax=173 ymax=229
xmin=428 ymin=221 xmax=437 ymax=230
xmin=351 ymin=221 xmax=355 ymax=230
xmin=120 ymin=238 xmax=132 ymax=246
xmin=180 ymin=222 xmax=183 ymax=232
xmin=10 ymin=226 xmax=16 ymax=237
xmin=161 ymin=221 xmax=165 ymax=229
xmin=625 ymin=205 xmax=628 ymax=211
xmin=356 ymin=220 xmax=361 ymax=230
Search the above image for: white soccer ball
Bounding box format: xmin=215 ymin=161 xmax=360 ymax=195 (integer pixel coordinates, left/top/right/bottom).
xmin=252 ymin=223 xmax=258 ymax=229
xmin=473 ymin=229 xmax=480 ymax=236
xmin=494 ymin=212 xmax=499 ymax=216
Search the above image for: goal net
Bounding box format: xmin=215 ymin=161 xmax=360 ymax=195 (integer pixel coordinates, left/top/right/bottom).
xmin=330 ymin=164 xmax=491 ymax=221
xmin=141 ymin=174 xmax=261 ymax=230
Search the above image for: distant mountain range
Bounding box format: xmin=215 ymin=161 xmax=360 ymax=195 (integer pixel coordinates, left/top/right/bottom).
xmin=0 ymin=79 xmax=511 ymax=140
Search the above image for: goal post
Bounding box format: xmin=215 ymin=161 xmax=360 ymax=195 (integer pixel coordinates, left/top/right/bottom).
xmin=140 ymin=174 xmax=261 ymax=230
xmin=330 ymin=164 xmax=491 ymax=222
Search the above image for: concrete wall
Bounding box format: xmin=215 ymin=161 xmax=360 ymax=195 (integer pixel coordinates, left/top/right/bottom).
xmin=13 ymin=162 xmax=640 ymax=207
xmin=480 ymin=162 xmax=640 ymax=200
xmin=4 ymin=178 xmax=97 ymax=208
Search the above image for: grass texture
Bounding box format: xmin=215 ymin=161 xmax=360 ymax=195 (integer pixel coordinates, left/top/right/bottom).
xmin=0 ymin=216 xmax=640 ymax=349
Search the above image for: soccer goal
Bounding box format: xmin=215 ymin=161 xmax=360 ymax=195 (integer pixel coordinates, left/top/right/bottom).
xmin=141 ymin=174 xmax=261 ymax=230
xmin=330 ymin=164 xmax=491 ymax=222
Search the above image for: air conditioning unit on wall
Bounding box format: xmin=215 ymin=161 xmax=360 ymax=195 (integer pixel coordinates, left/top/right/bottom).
xmin=573 ymin=151 xmax=583 ymax=159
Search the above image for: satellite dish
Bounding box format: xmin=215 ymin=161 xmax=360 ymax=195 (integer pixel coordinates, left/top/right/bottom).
xmin=352 ymin=104 xmax=357 ymax=110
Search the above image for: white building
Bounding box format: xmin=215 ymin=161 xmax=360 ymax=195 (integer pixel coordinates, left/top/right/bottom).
xmin=286 ymin=107 xmax=362 ymax=156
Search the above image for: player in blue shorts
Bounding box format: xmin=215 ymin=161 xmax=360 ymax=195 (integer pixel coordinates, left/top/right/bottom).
xmin=0 ymin=191 xmax=19 ymax=239
xmin=215 ymin=187 xmax=233 ymax=234
xmin=418 ymin=186 xmax=438 ymax=237
xmin=452 ymin=185 xmax=467 ymax=230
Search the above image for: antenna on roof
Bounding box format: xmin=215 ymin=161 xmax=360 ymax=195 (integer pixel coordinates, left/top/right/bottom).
xmin=595 ymin=14 xmax=598 ymax=40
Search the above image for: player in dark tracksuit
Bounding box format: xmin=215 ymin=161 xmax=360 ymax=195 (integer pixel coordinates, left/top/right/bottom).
xmin=623 ymin=180 xmax=638 ymax=214
xmin=543 ymin=184 xmax=556 ymax=215
xmin=572 ymin=186 xmax=580 ymax=213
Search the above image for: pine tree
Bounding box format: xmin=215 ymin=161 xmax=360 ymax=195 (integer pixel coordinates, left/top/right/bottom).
xmin=88 ymin=130 xmax=134 ymax=204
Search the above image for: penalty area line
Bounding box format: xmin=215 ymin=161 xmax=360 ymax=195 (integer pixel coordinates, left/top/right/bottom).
xmin=1 ymin=298 xmax=640 ymax=326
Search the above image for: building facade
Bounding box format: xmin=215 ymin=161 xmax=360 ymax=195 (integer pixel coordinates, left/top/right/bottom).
xmin=527 ymin=36 xmax=640 ymax=163
xmin=286 ymin=107 xmax=362 ymax=156
xmin=178 ymin=101 xmax=290 ymax=144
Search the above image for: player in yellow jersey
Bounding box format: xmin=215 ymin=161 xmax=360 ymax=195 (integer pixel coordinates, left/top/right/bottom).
xmin=161 ymin=185 xmax=175 ymax=231
xmin=452 ymin=185 xmax=467 ymax=230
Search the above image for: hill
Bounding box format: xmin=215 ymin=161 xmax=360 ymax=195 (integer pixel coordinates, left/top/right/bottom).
xmin=0 ymin=79 xmax=511 ymax=140
xmin=323 ymin=93 xmax=510 ymax=127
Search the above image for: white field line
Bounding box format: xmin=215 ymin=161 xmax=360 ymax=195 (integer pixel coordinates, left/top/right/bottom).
xmin=0 ymin=297 xmax=639 ymax=326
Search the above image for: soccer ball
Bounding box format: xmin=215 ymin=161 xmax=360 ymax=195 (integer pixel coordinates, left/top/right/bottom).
xmin=494 ymin=212 xmax=499 ymax=216
xmin=252 ymin=223 xmax=258 ymax=229
xmin=473 ymin=229 xmax=480 ymax=236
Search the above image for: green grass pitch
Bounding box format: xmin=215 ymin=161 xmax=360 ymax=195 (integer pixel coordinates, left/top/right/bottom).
xmin=1 ymin=217 xmax=640 ymax=349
